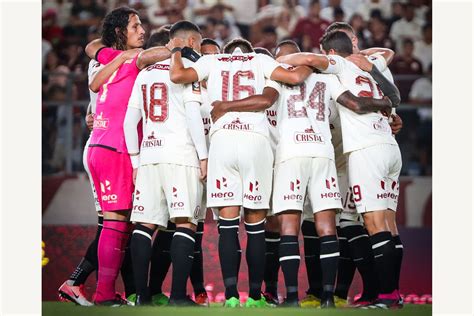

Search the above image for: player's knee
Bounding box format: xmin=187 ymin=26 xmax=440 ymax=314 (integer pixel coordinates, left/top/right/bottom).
xmin=243 ymin=208 xmax=267 ymax=223
xmin=265 ymin=216 xmax=280 ymax=232
xmin=278 ymin=211 xmax=301 ymax=235
xmin=174 ymin=218 xmax=197 ymax=231
xmin=363 ymin=212 xmax=389 ymax=235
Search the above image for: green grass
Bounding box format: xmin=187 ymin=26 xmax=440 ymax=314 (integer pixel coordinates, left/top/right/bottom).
xmin=43 ymin=302 xmax=432 ymax=316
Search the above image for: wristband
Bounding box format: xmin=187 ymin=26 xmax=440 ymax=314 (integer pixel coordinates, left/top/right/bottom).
xmin=171 ymin=47 xmax=183 ymax=54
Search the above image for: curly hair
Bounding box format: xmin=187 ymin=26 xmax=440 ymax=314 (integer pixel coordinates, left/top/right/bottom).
xmin=101 ymin=6 xmax=139 ymax=50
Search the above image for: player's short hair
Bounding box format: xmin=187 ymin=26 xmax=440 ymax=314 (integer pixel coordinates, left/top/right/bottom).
xmin=159 ymin=24 xmax=172 ymax=31
xmin=320 ymin=31 xmax=353 ymax=57
xmin=254 ymin=47 xmax=273 ymax=57
xmin=276 ymin=40 xmax=300 ymax=51
xmin=101 ymin=6 xmax=140 ymax=50
xmin=325 ymin=22 xmax=354 ymax=35
xmin=223 ymin=38 xmax=254 ymax=54
xmin=201 ymin=38 xmax=220 ymax=49
xmin=169 ymin=20 xmax=201 ymax=38
xmin=145 ymin=29 xmax=170 ymax=48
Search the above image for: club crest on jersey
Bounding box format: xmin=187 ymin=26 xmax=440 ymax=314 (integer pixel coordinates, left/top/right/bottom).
xmin=372 ymin=118 xmax=391 ymax=133
xmin=192 ymin=82 xmax=201 ymax=94
xmin=93 ymin=112 xmax=109 ymax=130
xmin=142 ymin=131 xmax=164 ymax=148
xmin=294 ymin=128 xmax=325 ymax=144
xmin=222 ymin=117 xmax=253 ymax=131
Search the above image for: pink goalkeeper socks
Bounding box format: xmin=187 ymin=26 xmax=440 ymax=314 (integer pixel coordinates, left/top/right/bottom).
xmin=94 ymin=220 xmax=131 ymax=303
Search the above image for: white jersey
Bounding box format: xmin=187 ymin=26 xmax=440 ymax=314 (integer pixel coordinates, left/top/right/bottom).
xmin=329 ymin=53 xmax=397 ymax=171
xmin=324 ymin=54 xmax=397 ymax=154
xmin=270 ymin=73 xmax=347 ymax=164
xmin=191 ymin=48 xmax=280 ymax=138
xmin=200 ymin=86 xmax=212 ymax=149
xmin=87 ymin=59 xmax=103 ymax=114
xmin=265 ymin=97 xmax=279 ymax=154
xmin=128 ymin=58 xmax=202 ymax=168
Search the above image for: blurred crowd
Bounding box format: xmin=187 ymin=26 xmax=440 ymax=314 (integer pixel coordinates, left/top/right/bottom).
xmin=42 ymin=0 xmax=432 ymax=176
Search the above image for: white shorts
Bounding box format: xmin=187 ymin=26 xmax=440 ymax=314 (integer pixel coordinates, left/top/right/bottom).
xmin=348 ymin=144 xmax=402 ymax=214
xmin=131 ymin=164 xmax=204 ymax=228
xmin=272 ymin=157 xmax=343 ymax=216
xmin=338 ymin=171 xmax=362 ymax=222
xmin=83 ymin=136 xmax=101 ymax=212
xmin=207 ymin=129 xmax=273 ymax=210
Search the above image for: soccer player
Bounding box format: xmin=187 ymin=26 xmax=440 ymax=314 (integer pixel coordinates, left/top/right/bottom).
xmin=124 ymin=21 xmax=208 ymax=306
xmin=324 ymin=22 xmax=404 ymax=308
xmin=278 ymin=31 xmax=403 ymax=309
xmin=58 ymin=59 xmax=103 ymax=306
xmin=169 ymin=37 xmax=312 ymax=307
xmin=83 ymin=7 xmax=150 ymax=306
xmin=218 ymin=40 xmax=392 ymax=308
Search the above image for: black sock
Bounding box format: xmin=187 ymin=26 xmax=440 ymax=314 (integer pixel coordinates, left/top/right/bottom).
xmin=190 ymin=222 xmax=206 ymax=295
xmin=319 ymin=235 xmax=339 ymax=300
xmin=245 ymin=219 xmax=266 ymax=300
xmin=70 ymin=215 xmax=103 ymax=286
xmin=370 ymin=231 xmax=396 ymax=295
xmin=334 ymin=227 xmax=355 ymax=299
xmin=279 ymin=235 xmax=300 ymax=301
xmin=392 ymin=235 xmax=403 ymax=291
xmin=149 ymin=222 xmax=174 ymax=296
xmin=170 ymin=227 xmax=196 ymax=300
xmin=301 ymin=220 xmax=322 ymax=297
xmin=218 ymin=216 xmax=240 ymax=299
xmin=263 ymin=231 xmax=280 ymax=297
xmin=130 ymin=224 xmax=155 ymax=299
xmin=121 ymin=236 xmax=136 ymax=297
xmin=343 ymin=224 xmax=378 ymax=299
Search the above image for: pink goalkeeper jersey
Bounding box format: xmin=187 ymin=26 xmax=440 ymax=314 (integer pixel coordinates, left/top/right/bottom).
xmin=90 ymin=47 xmax=141 ymax=153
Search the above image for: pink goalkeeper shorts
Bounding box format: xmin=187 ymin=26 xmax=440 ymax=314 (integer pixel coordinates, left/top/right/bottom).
xmin=87 ymin=146 xmax=134 ymax=212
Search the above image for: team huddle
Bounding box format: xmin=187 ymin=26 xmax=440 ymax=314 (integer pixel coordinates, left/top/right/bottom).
xmin=58 ymin=6 xmax=405 ymax=310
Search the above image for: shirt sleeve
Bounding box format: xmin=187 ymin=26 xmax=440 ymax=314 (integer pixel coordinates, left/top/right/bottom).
xmin=322 ymin=55 xmax=345 ymax=74
xmin=259 ymin=54 xmax=281 ymax=78
xmin=190 ymin=55 xmax=213 ymax=81
xmin=368 ymin=53 xmax=388 ymax=72
xmin=183 ymin=81 xmax=203 ymax=104
xmin=326 ymin=74 xmax=348 ymax=101
xmin=264 ymin=79 xmax=282 ymax=95
xmin=96 ymin=47 xmax=122 ymax=65
xmin=123 ymin=107 xmax=142 ymax=167
xmin=185 ymin=101 xmax=208 ymax=160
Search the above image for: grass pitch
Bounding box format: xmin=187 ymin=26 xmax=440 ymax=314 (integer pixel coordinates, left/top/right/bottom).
xmin=43 ymin=302 xmax=432 ymax=316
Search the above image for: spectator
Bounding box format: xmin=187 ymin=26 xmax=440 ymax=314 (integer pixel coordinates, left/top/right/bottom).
xmin=411 ymin=0 xmax=430 ymax=25
xmin=387 ymin=0 xmax=403 ymax=29
xmin=390 ymin=38 xmax=423 ymax=101
xmin=222 ymin=0 xmax=258 ymax=39
xmin=366 ymin=16 xmax=395 ymax=51
xmin=43 ymin=9 xmax=64 ymax=46
xmin=291 ymin=0 xmax=330 ymax=52
xmin=333 ymin=6 xmax=345 ymax=22
xmin=355 ymin=0 xmax=392 ymax=21
xmin=255 ymin=25 xmax=278 ymax=52
xmin=43 ymin=0 xmax=73 ymax=27
xmin=214 ymin=20 xmax=233 ymax=48
xmin=275 ymin=8 xmax=292 ymax=41
xmin=320 ymin=0 xmax=352 ymax=22
xmin=42 ymin=39 xmax=53 ymax=70
xmin=68 ymin=0 xmax=105 ymax=39
xmin=409 ymin=64 xmax=432 ymax=105
xmin=208 ymin=4 xmax=241 ymax=39
xmin=348 ymin=13 xmax=368 ymax=49
xmin=281 ymin=0 xmax=306 ymax=32
xmin=413 ymin=23 xmax=432 ymax=73
xmin=389 ymin=3 xmax=422 ymax=53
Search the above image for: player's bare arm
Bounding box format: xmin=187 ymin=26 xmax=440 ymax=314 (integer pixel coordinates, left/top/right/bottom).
xmin=89 ymin=48 xmax=142 ymax=92
xmin=85 ymin=38 xmax=105 ymax=60
xmin=359 ymin=47 xmax=395 ymax=64
xmin=270 ymin=66 xmax=313 ymax=85
xmin=136 ymin=46 xmax=172 ymax=70
xmin=85 ymin=104 xmax=94 ymax=131
xmin=276 ymin=53 xmax=330 ymax=71
xmin=210 ymin=87 xmax=280 ymax=122
xmin=337 ymin=91 xmax=393 ymax=114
